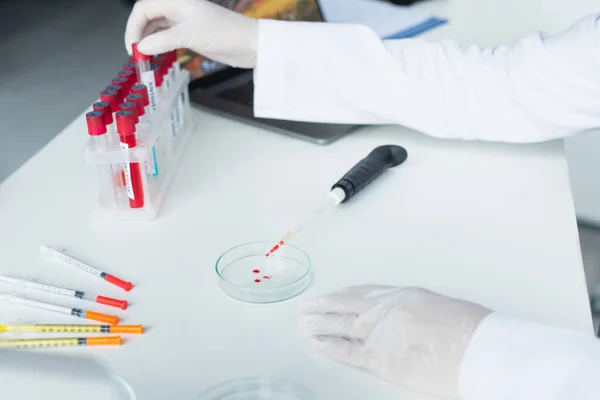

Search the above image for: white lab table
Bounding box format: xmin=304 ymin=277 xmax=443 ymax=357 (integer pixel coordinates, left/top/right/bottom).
xmin=0 ymin=1 xmax=595 ymax=399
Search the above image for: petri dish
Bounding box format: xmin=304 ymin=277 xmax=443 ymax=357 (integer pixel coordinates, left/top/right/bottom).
xmin=198 ymin=376 xmax=318 ymax=400
xmin=216 ymin=241 xmax=311 ymax=303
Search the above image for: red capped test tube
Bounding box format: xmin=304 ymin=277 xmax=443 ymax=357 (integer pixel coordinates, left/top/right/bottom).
xmin=119 ymin=102 xmax=139 ymax=125
xmin=106 ymin=85 xmax=124 ymax=105
xmin=126 ymin=93 xmax=146 ymax=124
xmin=112 ymin=77 xmax=131 ymax=96
xmin=116 ymin=110 xmax=145 ymax=209
xmin=151 ymin=62 xmax=164 ymax=98
xmin=123 ymin=62 xmax=137 ymax=74
xmin=166 ymin=50 xmax=185 ymax=129
xmin=152 ymin=56 xmax=178 ymax=137
xmin=92 ymin=101 xmax=116 ymax=141
xmin=118 ymin=70 xmax=136 ymax=91
xmin=130 ymin=84 xmax=149 ymax=113
xmin=86 ymin=111 xmax=117 ymax=207
xmin=132 ymin=43 xmax=158 ymax=113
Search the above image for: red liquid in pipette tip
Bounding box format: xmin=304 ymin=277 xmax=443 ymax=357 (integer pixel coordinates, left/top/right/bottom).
xmin=265 ymin=240 xmax=285 ymax=257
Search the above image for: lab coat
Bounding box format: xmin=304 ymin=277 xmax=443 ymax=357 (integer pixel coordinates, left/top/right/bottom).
xmin=253 ymin=14 xmax=600 ymax=399
xmin=254 ymin=14 xmax=600 ymax=143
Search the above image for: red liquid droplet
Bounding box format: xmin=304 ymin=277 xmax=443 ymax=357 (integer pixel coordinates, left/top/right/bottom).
xmin=266 ymin=240 xmax=286 ymax=257
xmin=263 ymin=276 xmax=271 ymax=279
xmin=254 ymin=279 xmax=261 ymax=283
xmin=252 ymin=269 xmax=260 ymax=274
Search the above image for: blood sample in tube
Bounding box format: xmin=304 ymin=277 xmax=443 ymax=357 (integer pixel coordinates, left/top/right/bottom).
xmin=116 ymin=110 xmax=144 ymax=209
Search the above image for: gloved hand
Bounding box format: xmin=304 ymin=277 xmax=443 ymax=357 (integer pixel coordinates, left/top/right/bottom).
xmin=297 ymin=285 xmax=492 ymax=398
xmin=124 ymin=0 xmax=259 ymax=68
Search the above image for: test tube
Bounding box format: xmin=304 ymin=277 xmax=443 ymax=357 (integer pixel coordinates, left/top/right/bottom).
xmin=122 ymin=100 xmax=158 ymax=177
xmin=0 ymin=294 xmax=119 ymax=325
xmin=153 ymin=55 xmax=178 ymax=137
xmin=0 ymin=324 xmax=143 ymax=334
xmin=40 ymin=246 xmax=133 ymax=292
xmin=0 ymin=275 xmax=128 ymax=310
xmin=167 ymin=50 xmax=185 ymax=129
xmin=132 ymin=43 xmax=158 ymax=113
xmin=130 ymin=84 xmax=149 ymax=117
xmin=86 ymin=111 xmax=117 ymax=208
xmin=92 ymin=101 xmax=117 ymax=145
xmin=0 ymin=337 xmax=122 ymax=348
xmin=123 ymin=62 xmax=137 ymax=74
xmin=119 ymin=102 xmax=139 ymax=125
xmin=118 ymin=70 xmax=136 ymax=91
xmin=116 ymin=110 xmax=145 ymax=209
xmin=126 ymin=94 xmax=147 ymax=124
xmin=112 ymin=77 xmax=131 ymax=96
xmin=106 ymin=84 xmax=124 ymax=105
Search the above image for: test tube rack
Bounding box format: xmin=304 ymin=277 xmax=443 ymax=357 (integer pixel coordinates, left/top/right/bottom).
xmin=83 ymin=69 xmax=193 ymax=221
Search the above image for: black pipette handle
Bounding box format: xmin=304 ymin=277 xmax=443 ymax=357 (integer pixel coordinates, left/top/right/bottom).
xmin=331 ymin=145 xmax=408 ymax=203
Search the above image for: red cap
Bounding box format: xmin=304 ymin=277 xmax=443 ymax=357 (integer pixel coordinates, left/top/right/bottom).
xmin=86 ymin=111 xmax=107 ymax=136
xmin=167 ymin=50 xmax=178 ymax=65
xmin=151 ymin=63 xmax=164 ymax=87
xmin=116 ymin=110 xmax=136 ymax=135
xmin=100 ymin=90 xmax=118 ymax=112
xmin=126 ymin=94 xmax=145 ymax=117
xmin=126 ymin=94 xmax=145 ymax=116
xmin=152 ymin=55 xmax=167 ymax=75
xmin=132 ymin=42 xmax=151 ymax=61
xmin=123 ymin=62 xmax=137 ymax=72
xmin=119 ymin=102 xmax=139 ymax=124
xmin=106 ymin=85 xmax=124 ymax=104
xmin=96 ymin=295 xmax=128 ymax=310
xmin=130 ymin=84 xmax=149 ymax=107
xmin=119 ymin=70 xmax=136 ymax=88
xmin=112 ymin=77 xmax=130 ymax=95
xmin=92 ymin=102 xmax=114 ymax=125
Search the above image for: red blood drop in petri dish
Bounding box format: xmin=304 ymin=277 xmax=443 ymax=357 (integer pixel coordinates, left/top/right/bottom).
xmin=263 ymin=276 xmax=271 ymax=279
xmin=252 ymin=269 xmax=260 ymax=274
xmin=254 ymin=279 xmax=261 ymax=283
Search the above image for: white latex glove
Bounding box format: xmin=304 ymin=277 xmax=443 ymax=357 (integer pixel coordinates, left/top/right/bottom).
xmin=124 ymin=0 xmax=258 ymax=68
xmin=297 ymin=286 xmax=492 ymax=398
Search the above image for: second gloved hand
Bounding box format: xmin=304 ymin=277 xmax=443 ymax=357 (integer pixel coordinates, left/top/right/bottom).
xmin=124 ymin=0 xmax=258 ymax=68
xmin=297 ymin=285 xmax=491 ymax=398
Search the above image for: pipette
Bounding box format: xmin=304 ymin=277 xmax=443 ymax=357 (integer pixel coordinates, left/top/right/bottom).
xmin=0 ymin=324 xmax=143 ymax=334
xmin=0 ymin=275 xmax=128 ymax=310
xmin=0 ymin=336 xmax=122 ymax=348
xmin=0 ymin=294 xmax=119 ymax=325
xmin=40 ymin=245 xmax=133 ymax=292
xmin=266 ymin=145 xmax=408 ymax=257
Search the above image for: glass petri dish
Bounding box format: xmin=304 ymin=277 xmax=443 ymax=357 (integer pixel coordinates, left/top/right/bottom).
xmin=216 ymin=241 xmax=311 ymax=303
xmin=198 ymin=376 xmax=318 ymax=400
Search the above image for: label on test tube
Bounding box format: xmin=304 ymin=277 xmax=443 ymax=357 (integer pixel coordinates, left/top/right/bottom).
xmin=142 ymin=70 xmax=158 ymax=113
xmin=120 ymin=142 xmax=135 ymax=200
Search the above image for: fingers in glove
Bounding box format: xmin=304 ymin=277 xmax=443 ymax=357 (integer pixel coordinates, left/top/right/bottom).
xmin=297 ymin=314 xmax=374 ymax=341
xmin=125 ymin=0 xmax=187 ymax=54
xmin=138 ymin=24 xmax=188 ymax=55
xmin=297 ymin=294 xmax=372 ymax=316
xmin=307 ymin=336 xmax=364 ymax=365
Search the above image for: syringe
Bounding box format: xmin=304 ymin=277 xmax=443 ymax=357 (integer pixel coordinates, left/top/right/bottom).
xmin=0 ymin=275 xmax=128 ymax=310
xmin=0 ymin=324 xmax=143 ymax=334
xmin=266 ymin=145 xmax=408 ymax=256
xmin=40 ymin=245 xmax=133 ymax=292
xmin=0 ymin=336 xmax=122 ymax=349
xmin=0 ymin=294 xmax=119 ymax=325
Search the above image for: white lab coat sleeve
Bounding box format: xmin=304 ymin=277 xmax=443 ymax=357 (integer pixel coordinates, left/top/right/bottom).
xmin=458 ymin=312 xmax=600 ymax=400
xmin=253 ymin=15 xmax=600 ymax=143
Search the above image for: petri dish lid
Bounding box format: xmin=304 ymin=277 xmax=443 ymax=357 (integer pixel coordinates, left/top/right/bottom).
xmin=216 ymin=241 xmax=311 ymax=303
xmin=198 ymin=376 xmax=318 ymax=400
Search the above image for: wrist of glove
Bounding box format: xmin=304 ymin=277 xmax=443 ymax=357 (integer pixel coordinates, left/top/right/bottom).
xmin=297 ymin=285 xmax=491 ymax=398
xmin=125 ymin=0 xmax=258 ymax=69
